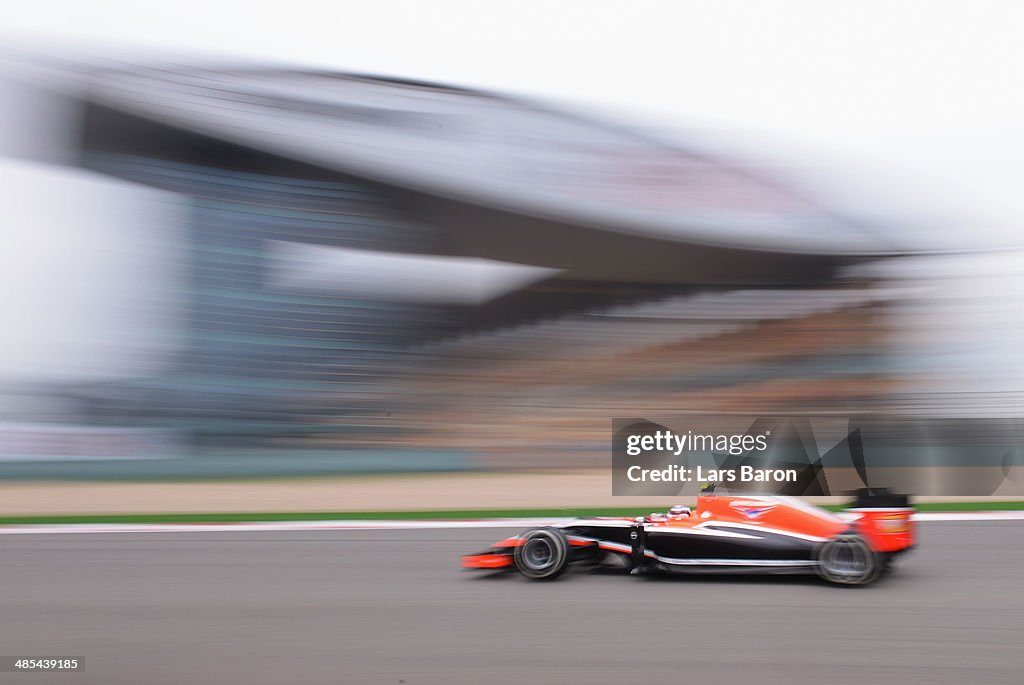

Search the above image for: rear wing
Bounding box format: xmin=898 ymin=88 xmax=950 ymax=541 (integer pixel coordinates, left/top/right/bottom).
xmin=851 ymin=488 xmax=911 ymax=509
xmin=847 ymin=488 xmax=914 ymax=553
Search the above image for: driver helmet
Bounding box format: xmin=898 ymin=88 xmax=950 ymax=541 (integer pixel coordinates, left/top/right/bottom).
xmin=668 ymin=504 xmax=692 ymax=519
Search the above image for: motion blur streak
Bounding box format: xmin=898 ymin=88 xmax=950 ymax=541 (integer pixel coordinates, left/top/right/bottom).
xmin=1 ymin=57 xmax=1020 ymax=480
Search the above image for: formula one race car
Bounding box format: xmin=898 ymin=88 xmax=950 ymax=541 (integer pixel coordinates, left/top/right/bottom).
xmin=463 ymin=490 xmax=914 ymax=586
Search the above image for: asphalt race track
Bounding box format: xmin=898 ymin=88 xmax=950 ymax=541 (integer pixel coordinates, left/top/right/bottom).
xmin=2 ymin=522 xmax=1022 ymax=685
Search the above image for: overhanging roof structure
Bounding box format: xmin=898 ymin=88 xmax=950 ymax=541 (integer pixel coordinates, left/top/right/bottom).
xmin=6 ymin=58 xmax=904 ymax=286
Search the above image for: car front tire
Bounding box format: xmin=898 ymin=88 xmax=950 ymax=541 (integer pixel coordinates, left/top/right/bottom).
xmin=513 ymin=528 xmax=570 ymax=580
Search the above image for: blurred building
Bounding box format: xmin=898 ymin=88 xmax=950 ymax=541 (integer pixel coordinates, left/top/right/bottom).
xmin=0 ymin=60 xmax=904 ymax=470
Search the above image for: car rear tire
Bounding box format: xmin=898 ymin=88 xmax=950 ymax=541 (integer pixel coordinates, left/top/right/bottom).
xmin=513 ymin=528 xmax=570 ymax=580
xmin=816 ymin=533 xmax=880 ymax=586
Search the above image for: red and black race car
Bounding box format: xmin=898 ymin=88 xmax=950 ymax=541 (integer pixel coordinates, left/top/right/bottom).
xmin=463 ymin=489 xmax=914 ymax=585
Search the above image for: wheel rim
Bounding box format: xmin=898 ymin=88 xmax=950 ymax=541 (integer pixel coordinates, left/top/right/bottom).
xmin=820 ymin=537 xmax=874 ymax=583
xmin=522 ymin=538 xmax=554 ymax=570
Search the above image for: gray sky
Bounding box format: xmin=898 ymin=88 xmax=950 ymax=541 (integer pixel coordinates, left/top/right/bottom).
xmin=5 ymin=0 xmax=1024 ymax=241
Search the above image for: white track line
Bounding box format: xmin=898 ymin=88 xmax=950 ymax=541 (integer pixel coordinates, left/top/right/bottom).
xmin=0 ymin=512 xmax=1023 ymax=535
xmin=0 ymin=518 xmax=573 ymax=535
xmin=913 ymin=511 xmax=1024 ymax=521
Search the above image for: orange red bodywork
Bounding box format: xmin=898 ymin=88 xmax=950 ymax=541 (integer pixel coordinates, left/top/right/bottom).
xmin=849 ymin=507 xmax=916 ymax=552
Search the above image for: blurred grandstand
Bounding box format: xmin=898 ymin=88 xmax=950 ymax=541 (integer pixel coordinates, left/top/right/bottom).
xmin=0 ymin=59 xmax=919 ymax=474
